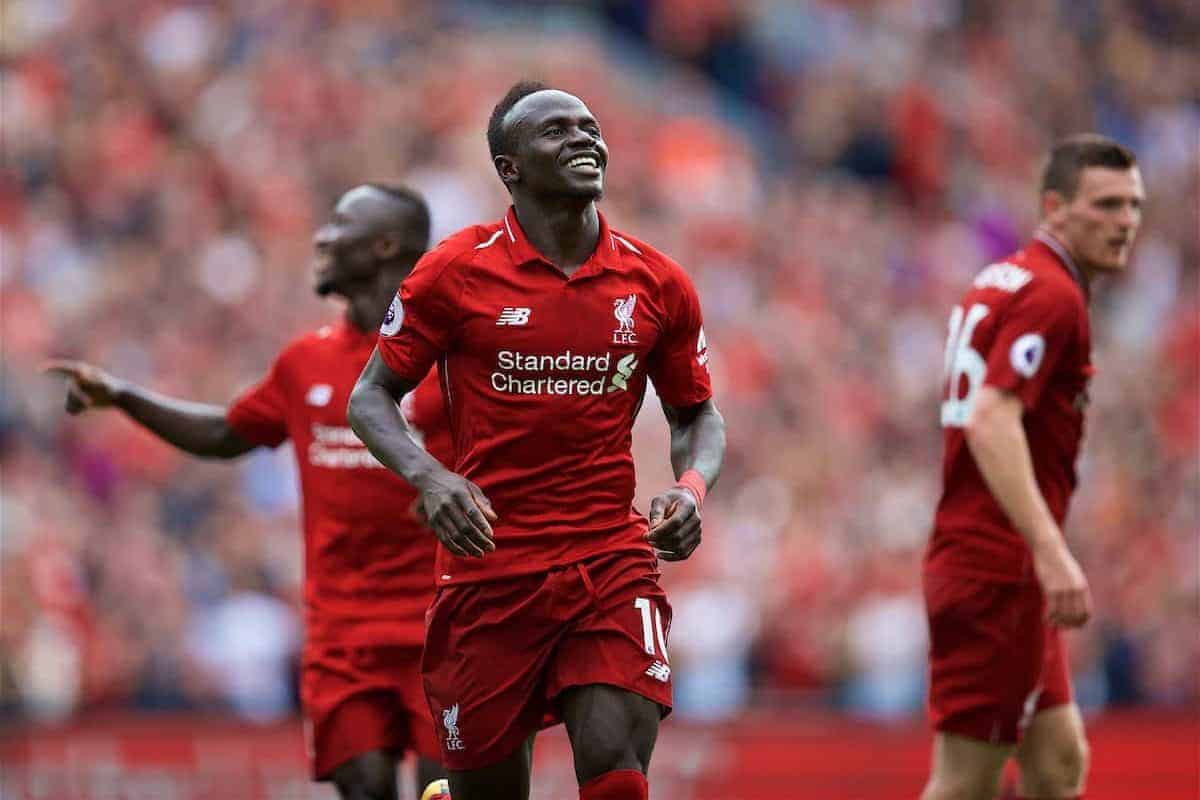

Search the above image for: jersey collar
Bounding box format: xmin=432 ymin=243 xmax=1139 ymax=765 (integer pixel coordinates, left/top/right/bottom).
xmin=502 ymin=206 xmax=621 ymax=279
xmin=1033 ymin=230 xmax=1089 ymax=297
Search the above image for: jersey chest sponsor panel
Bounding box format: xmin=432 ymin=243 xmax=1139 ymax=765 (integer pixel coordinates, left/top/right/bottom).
xmin=928 ymin=237 xmax=1093 ymax=581
xmin=227 ymin=322 xmax=449 ymax=646
xmin=379 ymin=210 xmax=712 ymax=584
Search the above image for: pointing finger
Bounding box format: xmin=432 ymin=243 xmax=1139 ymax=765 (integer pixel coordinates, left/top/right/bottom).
xmin=41 ymin=359 xmax=82 ymax=378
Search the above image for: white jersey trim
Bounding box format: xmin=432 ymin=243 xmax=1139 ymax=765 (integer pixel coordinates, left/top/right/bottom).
xmin=612 ymin=234 xmax=642 ymax=255
xmin=475 ymin=230 xmax=504 ymax=250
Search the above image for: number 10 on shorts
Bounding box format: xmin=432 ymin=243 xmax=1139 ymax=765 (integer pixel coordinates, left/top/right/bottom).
xmin=634 ymin=597 xmax=669 ymax=662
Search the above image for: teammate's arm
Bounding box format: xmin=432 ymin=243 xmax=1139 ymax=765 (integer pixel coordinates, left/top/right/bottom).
xmin=965 ymin=386 xmax=1091 ymax=627
xmin=43 ymin=360 xmax=255 ymax=459
xmin=348 ymin=350 xmax=496 ymax=558
xmin=646 ymin=397 xmax=726 ymax=561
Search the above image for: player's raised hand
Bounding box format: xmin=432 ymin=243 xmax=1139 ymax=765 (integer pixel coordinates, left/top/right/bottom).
xmin=1032 ymin=539 xmax=1092 ymax=628
xmin=42 ymin=359 xmax=124 ymax=415
xmin=415 ymin=469 xmax=497 ymax=558
xmin=646 ymin=487 xmax=701 ymax=561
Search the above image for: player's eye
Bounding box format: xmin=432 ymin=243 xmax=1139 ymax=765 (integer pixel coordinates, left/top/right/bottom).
xmin=544 ymin=126 xmax=563 ymax=137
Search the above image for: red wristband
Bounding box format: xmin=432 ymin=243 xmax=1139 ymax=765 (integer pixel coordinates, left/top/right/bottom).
xmin=674 ymin=469 xmax=707 ymax=508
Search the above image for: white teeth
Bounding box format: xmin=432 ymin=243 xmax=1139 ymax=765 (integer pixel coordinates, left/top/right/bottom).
xmin=568 ymin=157 xmax=598 ymax=168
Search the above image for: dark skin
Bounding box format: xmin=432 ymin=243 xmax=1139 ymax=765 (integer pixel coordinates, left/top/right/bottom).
xmin=348 ymin=90 xmax=726 ymax=800
xmin=43 ymin=185 xmax=444 ymax=800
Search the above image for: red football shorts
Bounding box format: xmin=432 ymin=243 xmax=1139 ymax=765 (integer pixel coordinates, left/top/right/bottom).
xmin=421 ymin=550 xmax=673 ymax=770
xmin=924 ymin=571 xmax=1073 ymax=745
xmin=302 ymin=645 xmax=441 ymax=780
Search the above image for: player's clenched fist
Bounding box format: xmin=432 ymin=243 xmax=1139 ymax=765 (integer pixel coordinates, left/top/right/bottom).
xmin=646 ymin=487 xmax=701 ymax=561
xmin=42 ymin=359 xmax=124 ymax=414
xmin=414 ymin=469 xmax=498 ymax=558
xmin=1032 ymin=539 xmax=1092 ymax=628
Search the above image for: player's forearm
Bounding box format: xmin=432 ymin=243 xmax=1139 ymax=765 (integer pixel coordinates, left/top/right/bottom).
xmin=113 ymin=384 xmax=254 ymax=459
xmin=964 ymin=393 xmax=1063 ymax=553
xmin=347 ymin=381 xmax=444 ymax=487
xmin=665 ymin=398 xmax=726 ymax=490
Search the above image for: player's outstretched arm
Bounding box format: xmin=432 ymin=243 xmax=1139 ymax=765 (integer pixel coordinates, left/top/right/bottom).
xmin=646 ymin=397 xmax=726 ymax=561
xmin=965 ymin=386 xmax=1092 ymax=627
xmin=348 ymin=350 xmax=496 ymax=558
xmin=42 ymin=360 xmax=255 ymax=459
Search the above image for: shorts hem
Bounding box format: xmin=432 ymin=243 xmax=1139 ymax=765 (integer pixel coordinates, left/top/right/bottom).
xmin=932 ymin=715 xmax=1019 ymax=747
xmin=549 ymin=679 xmax=673 ymax=720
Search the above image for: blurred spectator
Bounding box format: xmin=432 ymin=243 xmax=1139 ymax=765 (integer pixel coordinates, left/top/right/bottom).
xmin=2 ymin=0 xmax=1196 ymax=723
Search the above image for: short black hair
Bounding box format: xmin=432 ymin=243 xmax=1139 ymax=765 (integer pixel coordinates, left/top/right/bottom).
xmin=487 ymin=80 xmax=552 ymax=160
xmin=1040 ymin=134 xmax=1137 ymax=200
xmin=365 ymin=182 xmax=431 ymax=251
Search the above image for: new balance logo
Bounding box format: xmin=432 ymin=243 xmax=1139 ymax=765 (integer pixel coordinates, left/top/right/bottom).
xmin=496 ymin=307 xmax=531 ymax=326
xmin=645 ymin=661 xmax=671 ymax=683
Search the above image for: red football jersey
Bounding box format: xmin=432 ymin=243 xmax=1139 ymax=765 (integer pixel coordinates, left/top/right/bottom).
xmin=926 ymin=233 xmax=1094 ymax=581
xmin=227 ymin=319 xmax=450 ymax=648
xmin=377 ymin=207 xmax=713 ymax=585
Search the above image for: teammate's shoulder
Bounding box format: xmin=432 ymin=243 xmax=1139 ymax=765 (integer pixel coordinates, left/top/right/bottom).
xmin=277 ymin=326 xmax=337 ymax=359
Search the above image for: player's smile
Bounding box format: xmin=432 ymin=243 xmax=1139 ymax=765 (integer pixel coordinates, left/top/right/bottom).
xmin=551 ymin=136 xmax=606 ymax=193
xmin=562 ymin=151 xmax=603 ymax=177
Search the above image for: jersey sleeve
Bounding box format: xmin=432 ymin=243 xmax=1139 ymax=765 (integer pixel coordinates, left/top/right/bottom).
xmin=376 ymin=248 xmax=462 ymax=383
xmin=227 ymin=358 xmax=289 ymax=447
xmin=647 ymin=264 xmax=714 ymax=407
xmin=983 ymin=282 xmax=1080 ymax=409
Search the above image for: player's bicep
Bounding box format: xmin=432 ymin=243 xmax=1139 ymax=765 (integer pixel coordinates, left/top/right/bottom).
xmin=214 ymin=421 xmax=259 ymax=457
xmin=966 ymin=385 xmax=1023 ymax=430
xmin=355 ymin=347 xmax=421 ymax=402
xmin=660 ymin=396 xmax=718 ymax=433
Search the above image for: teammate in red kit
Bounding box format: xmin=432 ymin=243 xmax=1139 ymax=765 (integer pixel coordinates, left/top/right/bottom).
xmin=921 ymin=135 xmax=1144 ymax=800
xmin=348 ymin=81 xmax=726 ymax=800
xmin=45 ymin=184 xmax=451 ymax=800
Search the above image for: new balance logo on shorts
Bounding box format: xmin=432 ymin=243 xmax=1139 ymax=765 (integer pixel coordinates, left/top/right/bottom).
xmin=496 ymin=307 xmax=531 ymax=326
xmin=645 ymin=661 xmax=671 ymax=683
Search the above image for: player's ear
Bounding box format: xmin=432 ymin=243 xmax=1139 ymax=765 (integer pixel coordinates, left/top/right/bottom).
xmin=1041 ymin=189 xmax=1066 ymax=221
xmin=374 ymin=233 xmax=401 ymax=260
xmin=495 ymin=154 xmax=519 ymax=187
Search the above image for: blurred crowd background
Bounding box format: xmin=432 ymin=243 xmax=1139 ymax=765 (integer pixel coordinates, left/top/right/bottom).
xmin=2 ymin=0 xmax=1196 ymax=728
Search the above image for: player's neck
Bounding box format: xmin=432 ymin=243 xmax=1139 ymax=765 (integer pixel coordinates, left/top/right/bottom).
xmin=344 ymin=281 xmax=396 ymax=334
xmin=1035 ymin=227 xmax=1093 ymax=294
xmin=512 ymin=198 xmax=599 ymax=276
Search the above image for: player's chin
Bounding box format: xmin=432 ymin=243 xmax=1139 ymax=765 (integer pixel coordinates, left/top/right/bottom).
xmin=1094 ymin=258 xmax=1127 ymax=275
xmin=561 ymin=176 xmax=604 ymax=201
